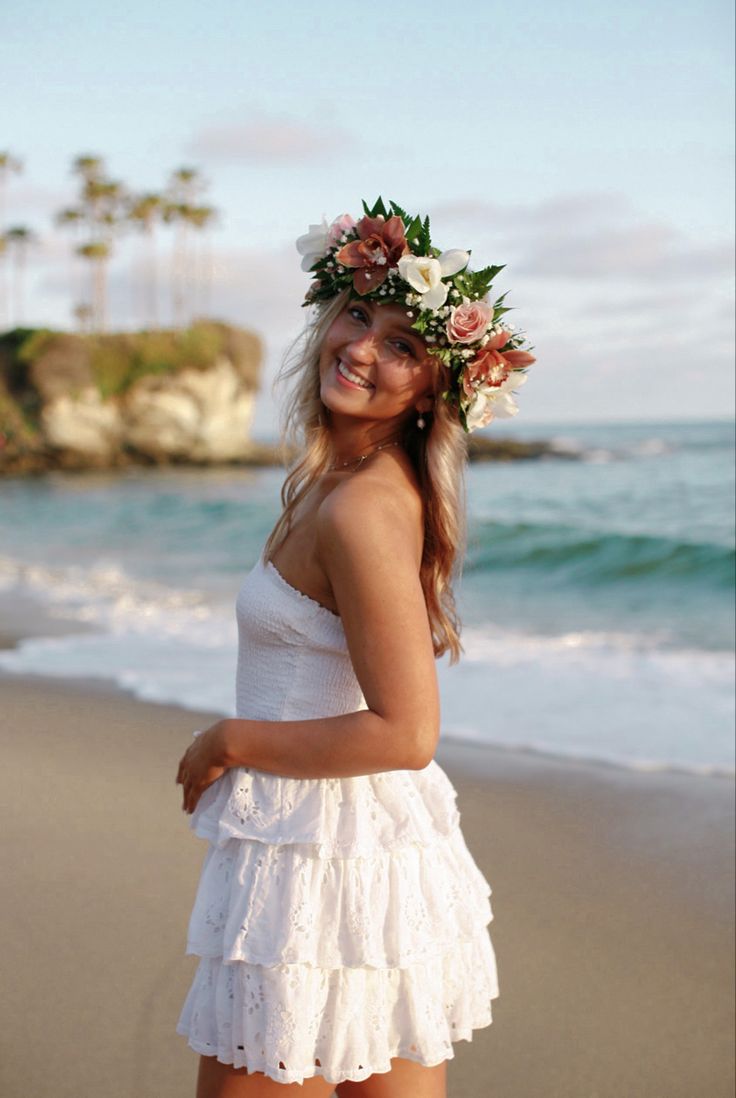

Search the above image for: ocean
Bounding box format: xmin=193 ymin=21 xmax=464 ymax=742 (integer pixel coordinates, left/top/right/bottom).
xmin=1 ymin=418 xmax=733 ymax=776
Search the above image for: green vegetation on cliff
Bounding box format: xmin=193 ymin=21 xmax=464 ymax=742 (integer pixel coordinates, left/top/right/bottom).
xmin=1 ymin=321 xmax=259 ymax=406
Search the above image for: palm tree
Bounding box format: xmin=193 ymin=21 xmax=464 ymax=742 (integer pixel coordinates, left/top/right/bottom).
xmin=77 ymin=240 xmax=112 ymax=333
xmin=0 ymin=233 xmax=7 ymax=332
xmin=163 ymin=166 xmax=205 ymax=327
xmin=4 ymin=225 xmax=36 ymax=327
xmin=72 ymin=301 xmax=94 ymax=335
xmin=126 ymin=191 xmax=164 ymax=328
xmin=0 ymin=151 xmax=23 ymax=329
xmin=0 ymin=151 xmax=23 ymax=226
xmin=55 ymin=206 xmax=86 ymax=331
xmin=187 ymin=203 xmax=218 ymax=319
xmin=55 ymin=155 xmax=128 ymax=332
xmin=79 ymin=174 xmax=127 ymax=332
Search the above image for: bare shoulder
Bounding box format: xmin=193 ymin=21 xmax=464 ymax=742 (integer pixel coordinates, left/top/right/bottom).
xmin=317 ymin=455 xmax=424 ymax=569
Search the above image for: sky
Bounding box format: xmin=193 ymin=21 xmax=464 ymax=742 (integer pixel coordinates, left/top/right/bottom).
xmin=1 ymin=0 xmax=734 ymax=437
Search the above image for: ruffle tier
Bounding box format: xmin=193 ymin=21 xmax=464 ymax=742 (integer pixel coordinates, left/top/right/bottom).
xmin=190 ymin=759 xmax=461 ymax=858
xmin=176 ymin=932 xmax=499 ymax=1086
xmin=185 ymin=825 xmax=493 ymax=968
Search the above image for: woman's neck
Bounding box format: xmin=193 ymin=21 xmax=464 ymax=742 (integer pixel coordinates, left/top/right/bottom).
xmin=325 ymin=413 xmax=404 ymax=465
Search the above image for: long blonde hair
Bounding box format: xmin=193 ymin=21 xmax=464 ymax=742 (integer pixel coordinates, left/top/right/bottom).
xmin=264 ymin=289 xmax=468 ymax=664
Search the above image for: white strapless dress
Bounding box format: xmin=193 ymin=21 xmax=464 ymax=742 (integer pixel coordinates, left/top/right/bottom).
xmin=176 ymin=552 xmax=499 ymax=1086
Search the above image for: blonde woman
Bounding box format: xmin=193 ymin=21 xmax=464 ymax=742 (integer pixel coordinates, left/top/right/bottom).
xmin=175 ymin=199 xmax=535 ymax=1097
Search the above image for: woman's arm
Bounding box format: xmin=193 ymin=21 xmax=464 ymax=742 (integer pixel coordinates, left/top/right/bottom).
xmin=176 ymin=476 xmax=440 ymax=811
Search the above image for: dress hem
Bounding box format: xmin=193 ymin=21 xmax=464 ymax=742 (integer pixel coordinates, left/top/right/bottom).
xmin=176 ymin=1012 xmax=494 ymax=1086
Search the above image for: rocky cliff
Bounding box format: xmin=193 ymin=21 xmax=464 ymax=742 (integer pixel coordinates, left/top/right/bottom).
xmin=0 ymin=322 xmax=281 ymax=474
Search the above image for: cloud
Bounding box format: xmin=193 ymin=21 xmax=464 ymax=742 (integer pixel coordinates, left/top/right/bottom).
xmin=433 ymin=191 xmax=734 ymax=286
xmin=519 ymin=224 xmax=732 ymax=283
xmin=425 ymin=192 xmax=734 ymax=422
xmin=1 ymin=181 xmax=76 ymax=231
xmin=185 ymin=113 xmax=353 ymax=166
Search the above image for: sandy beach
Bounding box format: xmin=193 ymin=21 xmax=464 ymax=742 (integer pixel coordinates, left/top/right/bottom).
xmin=0 ymin=668 xmax=733 ymax=1098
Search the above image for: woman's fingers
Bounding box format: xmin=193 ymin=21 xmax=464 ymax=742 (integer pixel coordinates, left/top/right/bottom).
xmin=176 ymin=728 xmax=226 ymax=813
xmin=176 ymin=747 xmax=193 ymax=785
xmin=184 ymin=782 xmax=200 ymax=814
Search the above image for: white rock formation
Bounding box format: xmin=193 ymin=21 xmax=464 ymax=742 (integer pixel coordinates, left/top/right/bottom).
xmin=41 ymin=387 xmax=123 ymax=457
xmin=122 ymin=356 xmax=256 ymax=461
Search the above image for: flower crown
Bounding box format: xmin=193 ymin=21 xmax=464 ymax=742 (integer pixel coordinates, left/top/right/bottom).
xmin=296 ymin=196 xmax=536 ymax=433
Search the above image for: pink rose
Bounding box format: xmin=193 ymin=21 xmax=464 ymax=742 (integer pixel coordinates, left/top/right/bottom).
xmin=446 ymin=300 xmax=494 ymax=344
xmin=327 ymin=213 xmax=357 ymax=248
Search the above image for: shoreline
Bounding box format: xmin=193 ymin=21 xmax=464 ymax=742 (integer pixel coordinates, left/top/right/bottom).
xmin=1 ymin=596 xmax=733 ymax=781
xmin=3 ymin=589 xmax=735 ymax=781
xmin=1 ymin=584 xmax=734 ymax=783
xmin=0 ymin=669 xmax=734 ymax=1097
xmin=2 ymin=653 xmax=734 ymax=784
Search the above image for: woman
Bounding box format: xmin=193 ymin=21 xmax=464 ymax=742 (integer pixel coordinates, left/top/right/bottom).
xmin=175 ymin=198 xmax=535 ymax=1097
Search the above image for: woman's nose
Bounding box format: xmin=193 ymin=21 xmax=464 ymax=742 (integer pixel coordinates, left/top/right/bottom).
xmin=344 ymin=333 xmax=376 ymax=364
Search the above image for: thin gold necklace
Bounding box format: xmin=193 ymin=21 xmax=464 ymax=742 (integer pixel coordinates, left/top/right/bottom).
xmin=327 ymin=440 xmax=402 ymax=472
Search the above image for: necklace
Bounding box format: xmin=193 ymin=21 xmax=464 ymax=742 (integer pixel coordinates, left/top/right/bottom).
xmin=327 ymin=440 xmax=402 ymax=472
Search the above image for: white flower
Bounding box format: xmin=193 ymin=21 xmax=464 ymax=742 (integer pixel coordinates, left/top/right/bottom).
xmin=465 ymin=372 xmax=528 ymax=431
xmin=295 ymin=219 xmax=329 ymax=272
xmin=398 ymin=255 xmax=444 ymax=307
xmin=438 ymin=249 xmax=470 ymax=276
xmin=397 ymin=249 xmax=470 ymax=311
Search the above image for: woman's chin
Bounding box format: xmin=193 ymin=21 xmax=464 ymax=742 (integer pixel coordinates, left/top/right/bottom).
xmin=320 ymin=381 xmax=365 ymax=417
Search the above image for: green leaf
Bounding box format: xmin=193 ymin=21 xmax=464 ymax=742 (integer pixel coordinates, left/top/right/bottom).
xmin=389 ymin=200 xmax=409 ymax=223
xmin=364 ymin=196 xmax=389 ymax=219
xmin=474 ymin=263 xmax=505 ymax=283
xmin=405 ymin=215 xmax=422 ymax=249
xmin=410 ymin=215 xmax=431 ymax=255
xmin=458 ymin=271 xmax=470 ymax=289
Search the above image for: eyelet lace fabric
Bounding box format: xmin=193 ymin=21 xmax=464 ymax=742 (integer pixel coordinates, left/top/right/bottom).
xmin=176 ymin=553 xmax=500 ymax=1085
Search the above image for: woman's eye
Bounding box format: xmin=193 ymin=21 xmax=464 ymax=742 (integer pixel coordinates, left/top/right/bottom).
xmin=348 ymin=306 xmax=367 ymax=323
xmin=393 ymin=340 xmax=415 ymax=357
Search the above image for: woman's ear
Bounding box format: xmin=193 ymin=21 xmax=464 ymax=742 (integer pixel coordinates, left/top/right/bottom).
xmin=415 ymin=396 xmax=434 ymax=415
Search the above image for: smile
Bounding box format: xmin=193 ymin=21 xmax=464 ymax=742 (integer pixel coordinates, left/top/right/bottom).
xmin=336 ymin=359 xmax=374 ymax=390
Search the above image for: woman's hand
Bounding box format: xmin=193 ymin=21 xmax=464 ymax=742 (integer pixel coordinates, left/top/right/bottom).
xmin=176 ymin=721 xmax=230 ymax=814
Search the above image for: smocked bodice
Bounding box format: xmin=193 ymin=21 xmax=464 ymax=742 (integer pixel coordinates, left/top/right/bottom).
xmin=234 ymin=554 xmax=368 ymax=722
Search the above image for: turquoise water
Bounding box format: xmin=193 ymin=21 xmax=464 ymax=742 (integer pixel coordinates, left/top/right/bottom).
xmin=1 ymin=418 xmax=733 ymax=773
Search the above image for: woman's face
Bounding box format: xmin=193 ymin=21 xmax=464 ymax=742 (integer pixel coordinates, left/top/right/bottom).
xmin=318 ymin=300 xmax=436 ymax=427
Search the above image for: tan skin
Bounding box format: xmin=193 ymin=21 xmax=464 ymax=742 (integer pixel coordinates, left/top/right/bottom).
xmin=177 ymin=300 xmax=448 ymax=1098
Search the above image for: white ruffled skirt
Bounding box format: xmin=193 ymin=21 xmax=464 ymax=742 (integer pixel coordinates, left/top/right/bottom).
xmin=176 ymin=761 xmax=499 ymax=1086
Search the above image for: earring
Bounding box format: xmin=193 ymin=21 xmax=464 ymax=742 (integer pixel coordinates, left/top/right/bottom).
xmin=417 ymin=413 xmax=426 ymax=429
